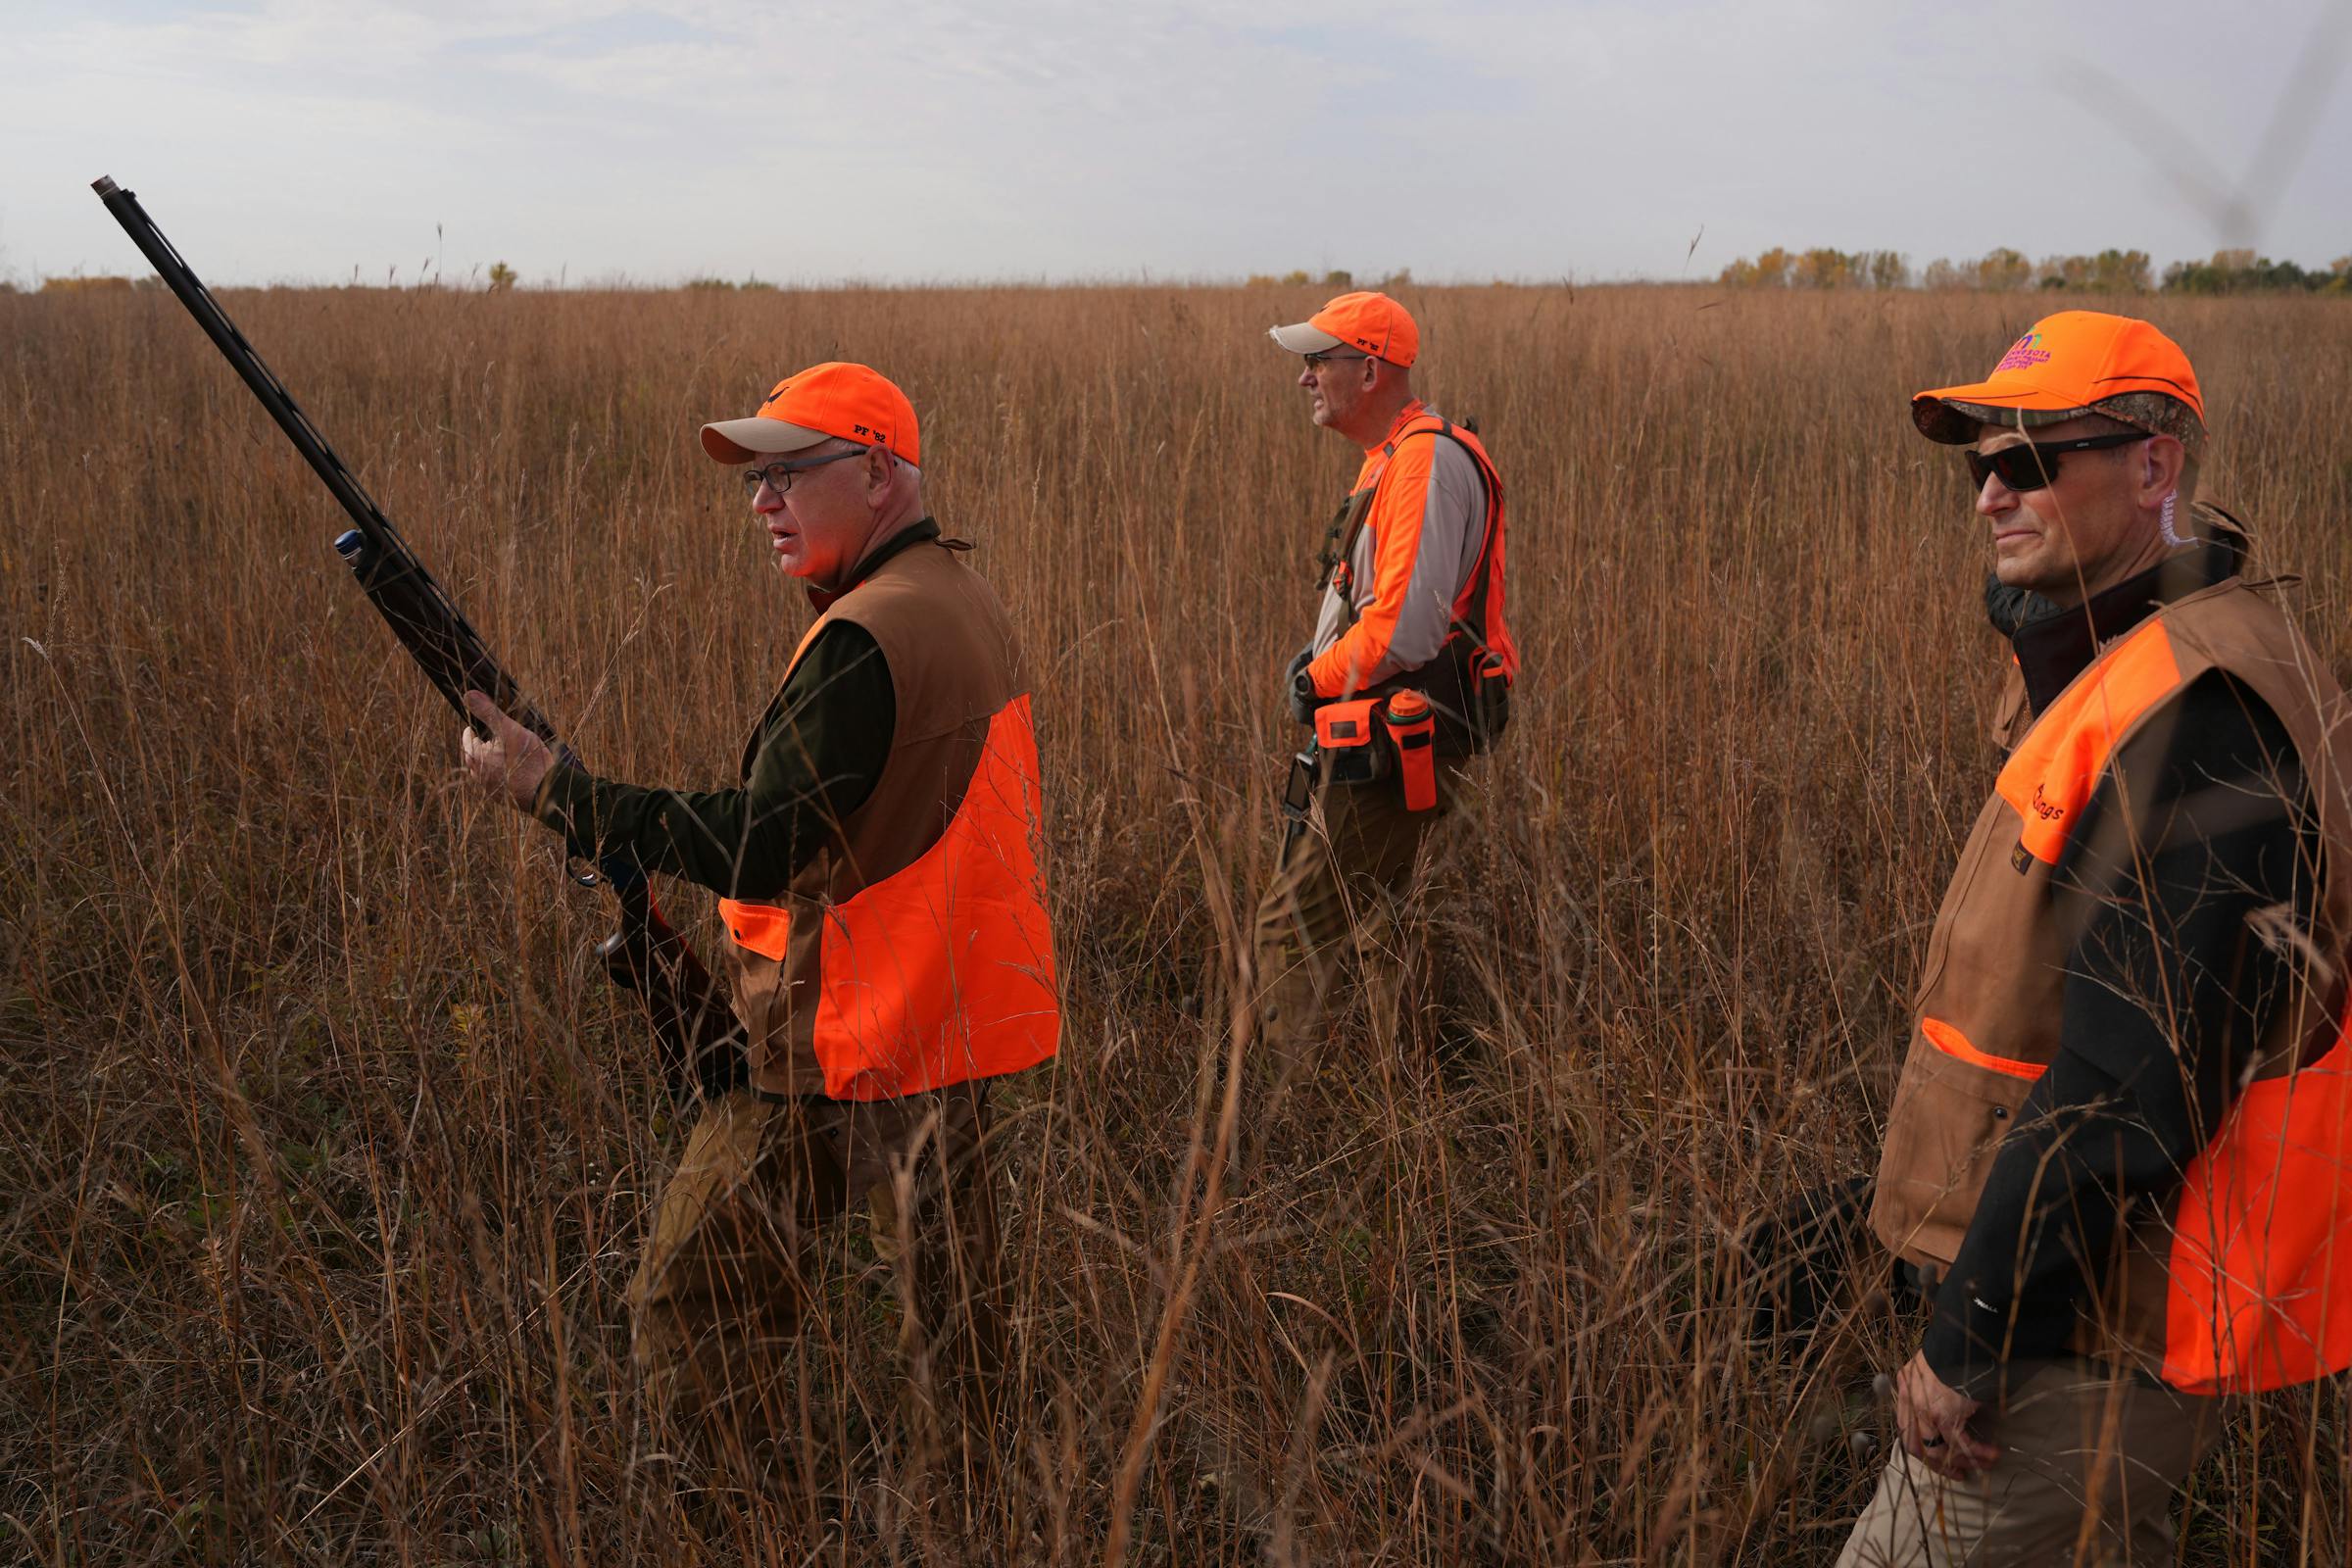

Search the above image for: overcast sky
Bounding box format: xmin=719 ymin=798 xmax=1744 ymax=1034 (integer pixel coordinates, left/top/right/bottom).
xmin=6 ymin=0 xmax=2348 ymax=287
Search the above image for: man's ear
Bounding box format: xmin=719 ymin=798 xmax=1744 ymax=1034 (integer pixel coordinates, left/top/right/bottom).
xmin=2142 ymin=434 xmax=2185 ymax=503
xmin=865 ymin=444 xmax=897 ymax=498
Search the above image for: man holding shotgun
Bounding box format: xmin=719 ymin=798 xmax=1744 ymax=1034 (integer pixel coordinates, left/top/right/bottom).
xmin=460 ymin=362 xmax=1059 ymax=1485
xmin=1842 ymin=312 xmax=2352 ymax=1564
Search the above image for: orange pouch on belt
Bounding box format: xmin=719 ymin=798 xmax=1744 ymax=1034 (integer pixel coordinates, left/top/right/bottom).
xmin=1381 ymin=691 xmax=1439 ymax=811
xmin=1315 ymin=699 xmax=1387 ymax=786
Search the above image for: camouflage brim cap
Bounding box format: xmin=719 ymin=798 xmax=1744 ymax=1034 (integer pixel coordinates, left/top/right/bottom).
xmin=1922 ymin=393 xmax=2206 ymax=463
xmin=2088 ymin=390 xmax=2207 ymax=463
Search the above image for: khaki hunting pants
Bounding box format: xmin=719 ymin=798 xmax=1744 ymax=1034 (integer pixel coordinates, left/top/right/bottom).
xmin=1836 ymin=1359 xmax=2225 ymax=1568
xmin=1251 ymin=760 xmax=1458 ymax=1061
xmin=628 ymin=1081 xmax=1003 ymax=1478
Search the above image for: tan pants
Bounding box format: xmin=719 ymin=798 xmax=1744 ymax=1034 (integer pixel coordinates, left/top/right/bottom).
xmin=1836 ymin=1359 xmax=2225 ymax=1568
xmin=1251 ymin=760 xmax=1455 ymax=1061
xmin=628 ymin=1082 xmax=1002 ymax=1476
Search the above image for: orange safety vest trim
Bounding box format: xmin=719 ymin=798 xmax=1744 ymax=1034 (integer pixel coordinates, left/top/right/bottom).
xmin=714 ymin=692 xmax=1059 ymax=1102
xmin=1408 ymin=414 xmax=1515 ymax=679
xmin=1936 ymin=608 xmax=2352 ymax=1394
xmin=1919 ymin=1017 xmax=2047 ymax=1082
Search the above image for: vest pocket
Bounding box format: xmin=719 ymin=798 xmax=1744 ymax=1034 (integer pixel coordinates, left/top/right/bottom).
xmin=716 ymin=898 xmax=792 ymax=1078
xmin=723 ymin=952 xmax=782 ymax=1073
xmin=1878 ymin=1019 xmax=2039 ymax=1262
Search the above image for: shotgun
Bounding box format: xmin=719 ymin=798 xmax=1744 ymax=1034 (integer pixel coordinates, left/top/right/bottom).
xmin=91 ymin=174 xmax=747 ymax=1105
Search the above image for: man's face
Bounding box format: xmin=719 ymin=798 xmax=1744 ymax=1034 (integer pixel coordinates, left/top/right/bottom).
xmin=747 ymin=441 xmax=883 ymax=584
xmin=1298 ymin=349 xmax=1374 ymax=433
xmin=1971 ymin=416 xmax=2155 ymax=600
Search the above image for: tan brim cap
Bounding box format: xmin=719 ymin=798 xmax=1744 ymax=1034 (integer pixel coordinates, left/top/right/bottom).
xmin=1267 ymin=321 xmax=1345 ymax=354
xmin=700 ymin=416 xmax=832 ymax=465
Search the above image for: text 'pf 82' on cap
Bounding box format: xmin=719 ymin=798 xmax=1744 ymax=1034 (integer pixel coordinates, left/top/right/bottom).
xmin=1268 ymin=291 xmax=1420 ymax=368
xmin=701 ymin=362 xmax=921 ymax=466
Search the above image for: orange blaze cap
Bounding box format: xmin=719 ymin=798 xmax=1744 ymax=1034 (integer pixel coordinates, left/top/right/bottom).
xmin=701 ymin=361 xmax=920 ymax=466
xmin=1912 ymin=311 xmax=2203 ymax=444
xmin=1268 ymin=290 xmax=1420 ymax=368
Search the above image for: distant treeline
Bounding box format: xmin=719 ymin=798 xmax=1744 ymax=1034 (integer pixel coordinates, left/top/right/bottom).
xmin=16 ymin=253 xmax=2346 ymax=296
xmin=10 ymin=267 xmax=527 ymax=294
xmin=1719 ymin=246 xmax=2352 ymax=295
xmin=15 ymin=274 xmax=161 ymax=293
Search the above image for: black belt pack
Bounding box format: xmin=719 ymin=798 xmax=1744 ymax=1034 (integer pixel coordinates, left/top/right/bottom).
xmin=1314 ymin=692 xmax=1441 ymax=812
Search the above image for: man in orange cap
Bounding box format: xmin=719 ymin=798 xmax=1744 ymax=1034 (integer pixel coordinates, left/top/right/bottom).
xmin=1838 ymin=312 xmax=2352 ymax=1564
xmin=459 ymin=362 xmax=1058 ymax=1494
xmin=1254 ymin=291 xmax=1517 ymax=1064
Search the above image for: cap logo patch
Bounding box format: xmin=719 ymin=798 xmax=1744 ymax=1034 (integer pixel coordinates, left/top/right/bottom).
xmin=1995 ymin=331 xmax=2052 ymax=373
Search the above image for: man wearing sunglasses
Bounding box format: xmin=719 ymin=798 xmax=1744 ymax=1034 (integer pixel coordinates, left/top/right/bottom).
xmin=458 ymin=361 xmax=1057 ymax=1499
xmin=1254 ymin=290 xmax=1517 ymax=1068
xmin=1840 ymin=312 xmax=2352 ymax=1564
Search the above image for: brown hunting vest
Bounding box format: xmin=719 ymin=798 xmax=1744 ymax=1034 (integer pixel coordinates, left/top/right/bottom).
xmin=1872 ymin=562 xmax=2352 ymax=1393
xmin=716 ymin=540 xmax=1059 ymax=1102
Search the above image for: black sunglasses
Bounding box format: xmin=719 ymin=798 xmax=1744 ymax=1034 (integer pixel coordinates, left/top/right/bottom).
xmin=1966 ymin=430 xmax=2150 ymax=493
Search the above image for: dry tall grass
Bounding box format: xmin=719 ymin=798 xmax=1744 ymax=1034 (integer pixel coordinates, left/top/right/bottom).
xmin=5 ymin=282 xmax=2351 ymax=1564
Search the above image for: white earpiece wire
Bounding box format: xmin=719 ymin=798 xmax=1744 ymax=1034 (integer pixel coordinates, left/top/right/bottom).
xmin=2159 ymin=491 xmax=2188 ymax=548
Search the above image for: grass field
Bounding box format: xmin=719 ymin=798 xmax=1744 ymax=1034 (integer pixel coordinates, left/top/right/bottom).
xmin=6 ymin=281 xmax=2352 ymax=1564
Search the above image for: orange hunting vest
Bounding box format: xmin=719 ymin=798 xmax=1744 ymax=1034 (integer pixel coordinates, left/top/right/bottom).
xmin=714 ymin=541 xmax=1059 ymax=1102
xmin=1872 ymin=572 xmax=2352 ymax=1394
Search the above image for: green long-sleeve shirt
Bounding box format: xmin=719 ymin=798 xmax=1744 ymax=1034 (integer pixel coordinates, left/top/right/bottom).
xmin=530 ymin=518 xmax=964 ymax=897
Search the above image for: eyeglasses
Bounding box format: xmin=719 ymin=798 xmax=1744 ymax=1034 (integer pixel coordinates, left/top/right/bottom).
xmin=1301 ymin=350 xmax=1370 ymax=372
xmin=1965 ymin=431 xmax=2150 ymax=493
xmin=741 ymin=446 xmax=868 ymax=498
